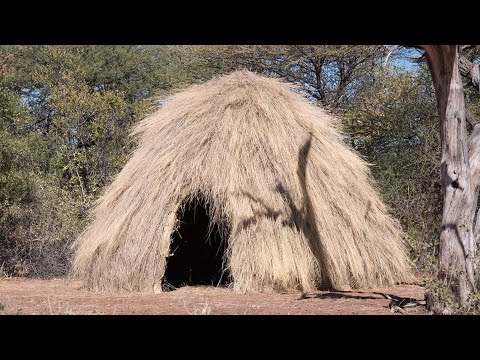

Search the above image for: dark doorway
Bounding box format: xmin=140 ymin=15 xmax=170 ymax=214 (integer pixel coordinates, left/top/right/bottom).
xmin=163 ymin=198 xmax=230 ymax=290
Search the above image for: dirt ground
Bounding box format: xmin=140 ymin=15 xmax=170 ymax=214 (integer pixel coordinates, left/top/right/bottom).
xmin=0 ymin=278 xmax=427 ymax=315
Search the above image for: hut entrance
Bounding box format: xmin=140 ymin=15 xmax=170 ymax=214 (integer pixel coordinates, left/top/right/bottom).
xmin=163 ymin=198 xmax=230 ymax=290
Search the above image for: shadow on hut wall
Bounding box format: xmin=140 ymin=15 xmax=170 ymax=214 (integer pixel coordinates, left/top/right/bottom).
xmin=280 ymin=133 xmax=332 ymax=289
xmin=162 ymin=197 xmax=231 ymax=291
xmin=236 ymin=133 xmax=332 ymax=290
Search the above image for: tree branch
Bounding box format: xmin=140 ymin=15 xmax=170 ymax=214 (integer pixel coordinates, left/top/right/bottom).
xmin=458 ymin=54 xmax=480 ymax=91
xmin=466 ymin=109 xmax=479 ymax=128
xmin=383 ymin=45 xmax=399 ymax=67
xmin=460 ymin=45 xmax=474 ymax=52
xmin=469 ymin=124 xmax=480 ymax=193
xmin=411 ymin=53 xmax=427 ymax=64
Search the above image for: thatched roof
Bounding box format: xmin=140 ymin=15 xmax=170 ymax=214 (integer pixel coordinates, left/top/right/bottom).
xmin=73 ymin=70 xmax=412 ymax=293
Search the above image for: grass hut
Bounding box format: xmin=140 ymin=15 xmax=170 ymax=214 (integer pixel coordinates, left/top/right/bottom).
xmin=73 ymin=70 xmax=412 ymax=293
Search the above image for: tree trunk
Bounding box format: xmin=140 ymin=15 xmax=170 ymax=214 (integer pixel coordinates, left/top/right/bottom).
xmin=423 ymin=45 xmax=476 ymax=305
xmin=469 ymin=125 xmax=480 ymax=252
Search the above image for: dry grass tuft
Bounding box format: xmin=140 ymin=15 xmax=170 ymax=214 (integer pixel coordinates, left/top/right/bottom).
xmin=73 ymin=70 xmax=412 ymax=293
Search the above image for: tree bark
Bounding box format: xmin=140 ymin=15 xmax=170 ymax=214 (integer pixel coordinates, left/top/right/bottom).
xmin=423 ymin=45 xmax=477 ymax=305
xmin=458 ymin=52 xmax=480 ymax=252
xmin=468 ymin=125 xmax=480 ymax=247
xmin=458 ymin=54 xmax=480 ymax=91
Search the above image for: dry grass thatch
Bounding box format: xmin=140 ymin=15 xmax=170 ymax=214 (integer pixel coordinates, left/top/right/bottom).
xmin=72 ymin=70 xmax=413 ymax=293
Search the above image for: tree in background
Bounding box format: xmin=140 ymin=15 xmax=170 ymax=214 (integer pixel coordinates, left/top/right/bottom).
xmin=0 ymin=50 xmax=41 ymax=276
xmin=344 ymin=66 xmax=440 ymax=268
xmin=171 ymin=45 xmax=382 ymax=108
xmin=0 ymin=46 xmax=171 ymax=276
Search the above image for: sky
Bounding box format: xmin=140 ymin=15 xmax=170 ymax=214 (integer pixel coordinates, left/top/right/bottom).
xmin=388 ymin=47 xmax=424 ymax=74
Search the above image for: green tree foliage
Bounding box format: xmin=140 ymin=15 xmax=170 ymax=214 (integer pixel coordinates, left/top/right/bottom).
xmin=0 ymin=46 xmax=169 ymax=276
xmin=343 ymin=66 xmax=440 ymax=269
xmin=168 ymin=45 xmax=383 ymax=107
xmin=1 ymin=50 xmax=48 ymax=276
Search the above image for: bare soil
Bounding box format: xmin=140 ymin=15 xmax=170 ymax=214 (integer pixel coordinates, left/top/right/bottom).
xmin=0 ymin=278 xmax=426 ymax=315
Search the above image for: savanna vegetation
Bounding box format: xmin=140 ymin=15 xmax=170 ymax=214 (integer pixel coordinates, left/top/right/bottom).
xmin=1 ymin=45 xmax=479 ymax=312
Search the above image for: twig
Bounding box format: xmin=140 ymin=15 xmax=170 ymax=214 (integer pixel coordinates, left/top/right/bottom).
xmin=390 ymin=305 xmax=406 ymax=314
xmin=376 ymin=292 xmax=426 ymax=314
xmin=384 ymin=45 xmax=400 ymax=67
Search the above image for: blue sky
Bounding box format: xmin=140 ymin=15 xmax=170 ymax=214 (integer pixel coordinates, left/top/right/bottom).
xmin=388 ymin=47 xmax=424 ymax=73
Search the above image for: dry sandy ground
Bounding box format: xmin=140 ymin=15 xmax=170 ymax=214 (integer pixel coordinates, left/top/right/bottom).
xmin=0 ymin=278 xmax=426 ymax=315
